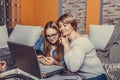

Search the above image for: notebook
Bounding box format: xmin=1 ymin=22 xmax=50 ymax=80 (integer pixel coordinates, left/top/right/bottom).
xmin=7 ymin=41 xmax=64 ymax=79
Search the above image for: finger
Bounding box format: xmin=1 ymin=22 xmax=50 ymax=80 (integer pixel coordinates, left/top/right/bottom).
xmin=61 ymin=34 xmax=66 ymax=38
xmin=46 ymin=57 xmax=52 ymax=60
xmin=59 ymin=38 xmax=62 ymax=44
xmin=40 ymin=58 xmax=49 ymax=65
xmin=45 ymin=57 xmax=50 ymax=59
xmin=42 ymin=58 xmax=51 ymax=66
xmin=37 ymin=55 xmax=43 ymax=59
xmin=38 ymin=58 xmax=43 ymax=63
xmin=38 ymin=58 xmax=42 ymax=62
xmin=42 ymin=57 xmax=49 ymax=62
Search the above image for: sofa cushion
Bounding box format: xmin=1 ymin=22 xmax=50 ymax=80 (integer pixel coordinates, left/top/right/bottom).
xmin=89 ymin=25 xmax=114 ymax=50
xmin=0 ymin=25 xmax=8 ymax=48
xmin=103 ymin=63 xmax=120 ymax=80
xmin=8 ymin=24 xmax=43 ymax=46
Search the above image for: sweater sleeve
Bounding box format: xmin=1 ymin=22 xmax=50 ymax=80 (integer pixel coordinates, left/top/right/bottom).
xmin=64 ymin=42 xmax=86 ymax=72
xmin=34 ymin=36 xmax=44 ymax=54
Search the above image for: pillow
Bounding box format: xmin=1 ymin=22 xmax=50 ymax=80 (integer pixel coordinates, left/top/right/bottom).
xmin=103 ymin=63 xmax=120 ymax=80
xmin=0 ymin=25 xmax=8 ymax=48
xmin=88 ymin=25 xmax=114 ymax=50
xmin=8 ymin=24 xmax=43 ymax=46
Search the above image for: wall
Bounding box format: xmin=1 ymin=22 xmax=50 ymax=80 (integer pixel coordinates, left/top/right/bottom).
xmin=86 ymin=0 xmax=101 ymax=34
xmin=0 ymin=0 xmax=6 ymax=26
xmin=21 ymin=0 xmax=58 ymax=27
xmin=61 ymin=0 xmax=101 ymax=34
xmin=21 ymin=0 xmax=34 ymax=25
xmin=62 ymin=0 xmax=86 ymax=34
xmin=102 ymin=0 xmax=120 ymax=25
xmin=20 ymin=0 xmax=101 ymax=33
xmin=34 ymin=0 xmax=58 ymax=27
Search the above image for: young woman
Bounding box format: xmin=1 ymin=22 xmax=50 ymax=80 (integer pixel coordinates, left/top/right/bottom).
xmin=34 ymin=21 xmax=64 ymax=66
xmin=57 ymin=13 xmax=107 ymax=80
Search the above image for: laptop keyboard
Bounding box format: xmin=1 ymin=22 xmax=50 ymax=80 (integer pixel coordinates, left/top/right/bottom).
xmin=60 ymin=71 xmax=83 ymax=80
xmin=39 ymin=63 xmax=64 ymax=74
xmin=60 ymin=71 xmax=76 ymax=76
xmin=38 ymin=63 xmax=82 ymax=80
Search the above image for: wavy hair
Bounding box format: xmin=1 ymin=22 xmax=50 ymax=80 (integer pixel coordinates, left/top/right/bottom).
xmin=44 ymin=21 xmax=63 ymax=62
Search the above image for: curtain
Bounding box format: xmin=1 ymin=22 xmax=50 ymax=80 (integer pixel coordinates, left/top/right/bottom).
xmin=0 ymin=0 xmax=21 ymax=28
xmin=0 ymin=0 xmax=6 ymax=26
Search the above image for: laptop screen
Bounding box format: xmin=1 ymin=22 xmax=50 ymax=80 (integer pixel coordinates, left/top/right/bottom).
xmin=8 ymin=41 xmax=65 ymax=79
xmin=7 ymin=41 xmax=41 ymax=78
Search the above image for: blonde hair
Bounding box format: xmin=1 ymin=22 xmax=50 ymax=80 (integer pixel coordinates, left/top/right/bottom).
xmin=57 ymin=12 xmax=77 ymax=30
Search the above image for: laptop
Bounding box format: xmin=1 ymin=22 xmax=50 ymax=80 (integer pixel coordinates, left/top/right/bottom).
xmin=7 ymin=41 xmax=64 ymax=79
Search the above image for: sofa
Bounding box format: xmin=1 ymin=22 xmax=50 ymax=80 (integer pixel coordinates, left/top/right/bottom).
xmin=0 ymin=24 xmax=120 ymax=80
xmin=0 ymin=25 xmax=43 ymax=67
xmin=0 ymin=25 xmax=14 ymax=67
xmin=87 ymin=24 xmax=120 ymax=80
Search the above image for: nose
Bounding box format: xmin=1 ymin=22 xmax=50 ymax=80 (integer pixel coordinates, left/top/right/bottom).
xmin=49 ymin=36 xmax=54 ymax=40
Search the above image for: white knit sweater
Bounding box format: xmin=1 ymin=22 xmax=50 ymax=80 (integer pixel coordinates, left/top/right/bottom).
xmin=64 ymin=37 xmax=105 ymax=79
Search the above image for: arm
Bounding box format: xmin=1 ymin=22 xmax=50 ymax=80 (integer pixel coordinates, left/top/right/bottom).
xmin=38 ymin=56 xmax=64 ymax=66
xmin=34 ymin=36 xmax=44 ymax=55
xmin=64 ymin=44 xmax=86 ymax=72
xmin=46 ymin=57 xmax=64 ymax=66
xmin=60 ymin=37 xmax=71 ymax=54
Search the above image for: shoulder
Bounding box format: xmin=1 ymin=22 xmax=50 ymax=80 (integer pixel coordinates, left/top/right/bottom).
xmin=71 ymin=37 xmax=95 ymax=49
xmin=37 ymin=35 xmax=44 ymax=42
xmin=35 ymin=35 xmax=44 ymax=46
xmin=72 ymin=37 xmax=90 ymax=45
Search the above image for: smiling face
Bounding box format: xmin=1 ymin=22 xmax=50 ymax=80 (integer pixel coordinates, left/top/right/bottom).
xmin=57 ymin=13 xmax=77 ymax=37
xmin=58 ymin=22 xmax=74 ymax=37
xmin=46 ymin=28 xmax=59 ymax=44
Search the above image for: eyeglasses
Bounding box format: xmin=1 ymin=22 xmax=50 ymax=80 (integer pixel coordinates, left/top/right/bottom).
xmin=46 ymin=32 xmax=58 ymax=38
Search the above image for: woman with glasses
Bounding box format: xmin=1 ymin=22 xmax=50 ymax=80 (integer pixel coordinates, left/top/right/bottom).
xmin=34 ymin=21 xmax=64 ymax=66
xmin=57 ymin=13 xmax=107 ymax=80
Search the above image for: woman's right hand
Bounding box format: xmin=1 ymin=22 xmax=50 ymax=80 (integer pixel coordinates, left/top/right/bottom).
xmin=38 ymin=56 xmax=55 ymax=66
xmin=60 ymin=36 xmax=69 ymax=46
xmin=37 ymin=55 xmax=50 ymax=65
xmin=37 ymin=55 xmax=43 ymax=60
xmin=60 ymin=36 xmax=71 ymax=53
xmin=37 ymin=55 xmax=45 ymax=63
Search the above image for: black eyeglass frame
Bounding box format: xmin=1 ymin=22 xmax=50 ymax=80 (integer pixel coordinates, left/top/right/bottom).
xmin=46 ymin=32 xmax=58 ymax=38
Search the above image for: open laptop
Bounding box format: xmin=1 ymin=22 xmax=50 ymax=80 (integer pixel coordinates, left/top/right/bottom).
xmin=7 ymin=41 xmax=64 ymax=79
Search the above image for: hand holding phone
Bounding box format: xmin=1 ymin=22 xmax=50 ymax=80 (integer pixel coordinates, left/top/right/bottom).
xmin=38 ymin=55 xmax=49 ymax=65
xmin=38 ymin=55 xmax=57 ymax=66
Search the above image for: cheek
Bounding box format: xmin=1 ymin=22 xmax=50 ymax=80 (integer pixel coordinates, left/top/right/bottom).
xmin=54 ymin=38 xmax=58 ymax=42
xmin=54 ymin=36 xmax=59 ymax=42
xmin=59 ymin=28 xmax=62 ymax=32
xmin=55 ymin=36 xmax=59 ymax=40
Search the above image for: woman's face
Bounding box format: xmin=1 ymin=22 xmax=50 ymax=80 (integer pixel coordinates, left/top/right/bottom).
xmin=46 ymin=28 xmax=59 ymax=44
xmin=58 ymin=22 xmax=74 ymax=37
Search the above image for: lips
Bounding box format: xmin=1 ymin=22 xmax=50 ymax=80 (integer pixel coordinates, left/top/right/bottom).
xmin=61 ymin=30 xmax=65 ymax=34
xmin=62 ymin=31 xmax=67 ymax=36
xmin=49 ymin=39 xmax=56 ymax=43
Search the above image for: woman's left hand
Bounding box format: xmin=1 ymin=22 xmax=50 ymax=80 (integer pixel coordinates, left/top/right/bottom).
xmin=45 ymin=57 xmax=58 ymax=65
xmin=39 ymin=56 xmax=58 ymax=66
